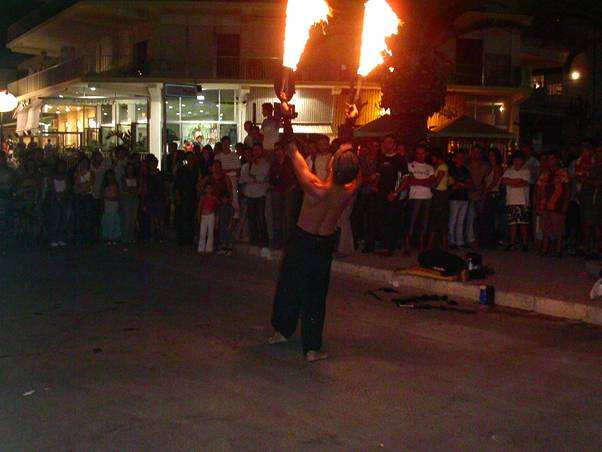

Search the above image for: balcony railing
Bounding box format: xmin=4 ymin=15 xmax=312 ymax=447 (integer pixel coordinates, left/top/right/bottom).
xmin=9 ymin=56 xmax=89 ymax=97
xmin=450 ymin=62 xmax=525 ymax=88
xmin=9 ymin=53 xmax=356 ymax=97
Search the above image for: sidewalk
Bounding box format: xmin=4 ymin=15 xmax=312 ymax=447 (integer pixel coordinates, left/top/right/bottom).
xmin=235 ymin=243 xmax=602 ymax=326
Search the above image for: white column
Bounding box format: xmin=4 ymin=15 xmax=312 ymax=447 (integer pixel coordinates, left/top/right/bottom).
xmin=148 ymin=83 xmax=164 ymax=167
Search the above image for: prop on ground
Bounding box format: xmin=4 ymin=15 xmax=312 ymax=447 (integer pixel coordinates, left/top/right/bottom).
xmin=364 ymin=288 xmax=478 ymax=314
xmin=395 ymin=250 xmax=494 ymax=281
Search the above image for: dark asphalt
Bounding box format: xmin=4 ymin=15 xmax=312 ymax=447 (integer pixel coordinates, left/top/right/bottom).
xmin=1 ymin=244 xmax=601 ymax=451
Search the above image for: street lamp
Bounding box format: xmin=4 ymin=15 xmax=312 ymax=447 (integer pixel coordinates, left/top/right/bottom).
xmin=0 ymin=90 xmax=18 ymax=151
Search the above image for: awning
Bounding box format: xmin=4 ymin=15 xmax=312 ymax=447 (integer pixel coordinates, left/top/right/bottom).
xmin=353 ymin=115 xmax=399 ymax=138
xmin=429 ymin=115 xmax=514 ymax=140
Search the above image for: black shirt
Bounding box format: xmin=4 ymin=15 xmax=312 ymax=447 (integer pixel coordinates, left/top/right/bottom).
xmin=449 ymin=164 xmax=471 ymax=201
xmin=377 ymin=153 xmax=406 ymax=193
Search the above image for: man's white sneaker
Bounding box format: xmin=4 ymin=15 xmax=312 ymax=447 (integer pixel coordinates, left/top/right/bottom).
xmin=267 ymin=332 xmax=288 ymax=345
xmin=305 ymin=351 xmax=329 ymax=362
xmin=50 ymin=242 xmax=59 ymax=248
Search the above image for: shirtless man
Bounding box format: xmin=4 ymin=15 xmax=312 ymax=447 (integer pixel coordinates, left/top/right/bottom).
xmin=269 ymin=104 xmax=360 ymax=362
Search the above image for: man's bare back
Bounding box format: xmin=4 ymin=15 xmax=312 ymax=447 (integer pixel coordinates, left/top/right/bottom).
xmin=287 ymin=142 xmax=358 ymax=236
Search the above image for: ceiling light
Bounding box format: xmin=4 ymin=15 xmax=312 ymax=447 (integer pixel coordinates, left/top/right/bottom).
xmin=90 ymin=86 xmax=97 ymax=91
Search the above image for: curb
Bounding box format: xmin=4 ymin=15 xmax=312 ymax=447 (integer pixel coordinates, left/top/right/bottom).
xmin=234 ymin=244 xmax=602 ymax=327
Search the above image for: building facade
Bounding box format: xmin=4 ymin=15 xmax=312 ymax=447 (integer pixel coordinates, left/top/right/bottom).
xmin=5 ymin=0 xmax=380 ymax=161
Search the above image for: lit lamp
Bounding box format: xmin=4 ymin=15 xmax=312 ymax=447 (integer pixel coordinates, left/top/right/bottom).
xmin=276 ymin=0 xmax=331 ymax=137
xmin=0 ymin=90 xmax=18 ymax=150
xmin=570 ymin=71 xmax=581 ymax=81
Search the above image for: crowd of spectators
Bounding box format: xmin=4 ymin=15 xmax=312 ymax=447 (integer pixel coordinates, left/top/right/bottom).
xmin=1 ymin=116 xmax=601 ymax=261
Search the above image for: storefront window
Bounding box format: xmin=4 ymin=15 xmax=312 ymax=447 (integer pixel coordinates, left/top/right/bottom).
xmin=166 ymin=123 xmax=180 ymax=143
xmin=219 ymin=90 xmax=235 ymax=121
xmin=165 ymin=89 xmax=238 ymax=147
xmin=101 ymin=104 xmax=113 ymax=125
xmin=165 ymin=97 xmax=180 ymax=122
xmin=135 ymin=104 xmax=147 ymax=123
xmin=118 ymin=103 xmax=130 ymax=125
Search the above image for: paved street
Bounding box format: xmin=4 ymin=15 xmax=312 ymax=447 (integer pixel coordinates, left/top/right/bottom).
xmin=1 ymin=244 xmax=602 ymax=451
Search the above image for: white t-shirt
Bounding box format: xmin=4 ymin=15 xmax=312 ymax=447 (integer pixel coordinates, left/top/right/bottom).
xmin=261 ymin=118 xmax=280 ymax=151
xmin=215 ymin=152 xmax=241 ymax=176
xmin=408 ymin=161 xmax=434 ymax=200
xmin=503 ymin=167 xmax=531 ymax=206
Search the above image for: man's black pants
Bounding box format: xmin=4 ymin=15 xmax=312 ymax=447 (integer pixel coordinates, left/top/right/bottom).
xmin=271 ymin=227 xmax=335 ymax=354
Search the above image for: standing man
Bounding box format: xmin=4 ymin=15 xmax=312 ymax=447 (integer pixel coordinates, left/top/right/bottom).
xmin=406 ymin=144 xmax=435 ymax=253
xmin=261 ymin=103 xmax=280 ymax=156
xmin=448 ymin=149 xmax=472 ymax=249
xmin=215 ymin=135 xmax=241 ymax=218
xmin=363 ymin=134 xmax=406 ymax=256
xmin=243 ymin=121 xmax=254 ymax=147
xmin=269 ymin=105 xmax=360 ymax=362
xmin=501 ymin=151 xmax=531 ymax=251
xmin=305 ymin=136 xmax=333 ymax=182
xmin=269 ymin=143 xmax=298 ymax=249
xmin=466 ymin=145 xmax=489 ymax=246
xmin=240 ymin=143 xmax=270 ymax=254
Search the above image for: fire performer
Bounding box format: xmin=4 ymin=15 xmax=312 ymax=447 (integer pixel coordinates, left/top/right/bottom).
xmin=268 ymin=102 xmax=360 ymax=362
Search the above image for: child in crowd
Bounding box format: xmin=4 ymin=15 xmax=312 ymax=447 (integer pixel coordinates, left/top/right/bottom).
xmin=218 ymin=191 xmax=235 ymax=256
xmin=197 ymin=183 xmax=219 ymax=254
xmin=101 ymin=169 xmax=121 ymax=244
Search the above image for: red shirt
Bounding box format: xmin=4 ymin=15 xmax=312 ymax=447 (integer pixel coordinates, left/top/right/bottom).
xmin=199 ymin=195 xmax=219 ymax=215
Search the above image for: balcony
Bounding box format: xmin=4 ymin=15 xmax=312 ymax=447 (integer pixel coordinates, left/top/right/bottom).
xmin=9 ymin=54 xmax=353 ymax=97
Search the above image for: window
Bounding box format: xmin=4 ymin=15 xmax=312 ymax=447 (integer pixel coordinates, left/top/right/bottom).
xmin=101 ymin=104 xmax=113 ymax=125
xmin=484 ymin=53 xmax=511 ymax=86
xmin=135 ymin=103 xmax=147 ymax=123
xmin=532 ymin=75 xmax=545 ymax=89
xmin=547 ymin=83 xmax=563 ymax=96
xmin=217 ymin=34 xmax=241 ymax=78
xmin=134 ymin=40 xmax=149 ymax=74
xmin=118 ymin=103 xmax=130 ymax=125
xmin=165 ymin=89 xmax=238 ymax=146
xmin=165 ymin=97 xmax=180 ymax=122
xmin=456 ymin=39 xmax=483 ymax=85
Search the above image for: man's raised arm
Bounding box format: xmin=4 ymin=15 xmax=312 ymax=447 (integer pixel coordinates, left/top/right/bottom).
xmin=287 ymin=142 xmax=329 ymax=199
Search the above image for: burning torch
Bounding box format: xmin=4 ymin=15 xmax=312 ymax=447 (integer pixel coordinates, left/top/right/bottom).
xmin=276 ymin=0 xmax=331 ymax=139
xmin=349 ymin=0 xmax=401 ymax=108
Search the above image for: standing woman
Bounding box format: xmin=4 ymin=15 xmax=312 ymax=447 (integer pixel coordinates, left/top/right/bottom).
xmin=101 ymin=169 xmax=122 ymax=245
xmin=18 ymin=159 xmax=44 ymax=245
xmin=121 ymin=162 xmax=140 ymax=244
xmin=48 ymin=159 xmax=71 ymax=247
xmin=479 ymin=148 xmax=504 ymax=249
xmin=73 ymin=157 xmax=96 ymax=244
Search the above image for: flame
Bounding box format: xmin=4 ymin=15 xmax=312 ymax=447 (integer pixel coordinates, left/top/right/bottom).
xmin=283 ymin=0 xmax=331 ymax=71
xmin=357 ymin=0 xmax=401 ymax=77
